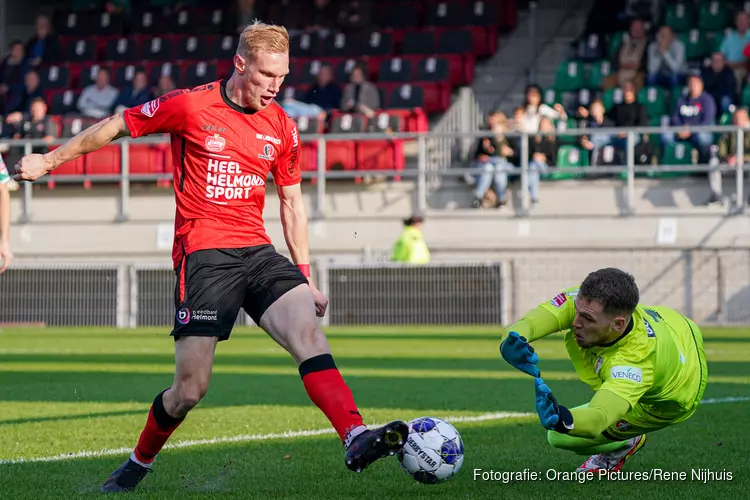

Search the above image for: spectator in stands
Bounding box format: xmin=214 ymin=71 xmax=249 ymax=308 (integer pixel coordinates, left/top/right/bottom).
xmin=647 ymin=26 xmax=686 ymax=89
xmin=721 ymin=11 xmax=750 ymax=93
xmin=0 ymin=41 xmax=28 ymax=114
xmin=713 ymin=107 xmax=750 ymax=205
xmin=113 ymin=70 xmax=153 ymax=114
xmin=606 ymin=79 xmax=649 ymax=154
xmin=527 ymin=117 xmax=557 ymax=205
xmin=702 ymin=52 xmax=737 ymax=114
xmin=341 ymin=65 xmax=379 ymax=118
xmin=5 ymin=70 xmax=43 ymax=115
xmin=306 ymin=0 xmax=338 ymax=36
xmin=24 ymin=15 xmax=62 ymax=69
xmin=517 ymin=84 xmax=566 ymax=134
xmin=578 ymin=99 xmax=617 ymax=166
xmin=391 ymin=213 xmax=430 ymax=264
xmin=304 ymin=64 xmax=341 ymax=112
xmin=607 ymin=18 xmax=647 ymax=89
xmin=155 ymin=75 xmax=176 ymax=96
xmin=470 ymin=111 xmax=515 ymax=209
xmin=78 ymin=68 xmax=119 ymax=119
xmin=663 ymin=74 xmax=716 ymax=163
xmin=10 ymin=97 xmax=56 ymax=144
xmin=338 ymin=0 xmax=373 ymax=32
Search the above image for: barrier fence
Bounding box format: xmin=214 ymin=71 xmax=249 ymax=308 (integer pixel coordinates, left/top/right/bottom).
xmin=1 ymin=124 xmax=748 ymax=222
xmin=1 ymin=248 xmax=748 ymax=328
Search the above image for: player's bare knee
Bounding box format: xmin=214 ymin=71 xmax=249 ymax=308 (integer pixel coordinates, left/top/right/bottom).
xmin=173 ymin=378 xmax=209 ymax=412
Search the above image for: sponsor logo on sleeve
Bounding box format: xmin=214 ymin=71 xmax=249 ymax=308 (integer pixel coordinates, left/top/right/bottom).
xmin=610 ymin=366 xmax=643 ymax=383
xmin=288 ymin=126 xmax=299 ymax=174
xmin=140 ymin=98 xmax=160 ymax=118
xmin=550 ymin=293 xmax=567 ymax=307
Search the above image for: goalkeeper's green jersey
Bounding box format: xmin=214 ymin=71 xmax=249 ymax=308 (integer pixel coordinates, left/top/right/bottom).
xmin=514 ymin=286 xmax=707 ymax=419
xmin=0 ymin=155 xmax=9 ymax=184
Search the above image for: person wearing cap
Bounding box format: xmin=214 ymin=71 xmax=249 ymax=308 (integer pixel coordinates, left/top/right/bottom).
xmin=391 ymin=214 xmax=430 ymax=264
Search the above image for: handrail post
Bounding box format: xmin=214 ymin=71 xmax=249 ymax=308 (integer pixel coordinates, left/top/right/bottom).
xmin=19 ymin=141 xmax=33 ymax=223
xmin=626 ymin=130 xmax=635 ymax=214
xmin=116 ymin=140 xmax=130 ymax=223
xmin=314 ymin=137 xmax=326 ymax=219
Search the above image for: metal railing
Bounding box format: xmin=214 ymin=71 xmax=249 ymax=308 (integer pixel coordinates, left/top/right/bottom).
xmin=1 ymin=249 xmax=749 ymax=328
xmin=1 ymin=124 xmax=747 ymax=221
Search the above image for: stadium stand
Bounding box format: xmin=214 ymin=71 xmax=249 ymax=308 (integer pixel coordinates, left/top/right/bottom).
xmin=0 ymin=0 xmax=517 ymax=181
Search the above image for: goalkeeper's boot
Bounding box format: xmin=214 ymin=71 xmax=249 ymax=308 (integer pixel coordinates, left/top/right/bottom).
xmin=100 ymin=458 xmax=152 ymax=492
xmin=345 ymin=420 xmax=408 ymax=473
xmin=577 ymin=434 xmax=646 ymax=473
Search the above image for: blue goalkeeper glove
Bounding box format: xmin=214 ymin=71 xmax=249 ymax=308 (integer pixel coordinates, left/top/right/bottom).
xmin=534 ymin=377 xmax=574 ymax=433
xmin=499 ymin=331 xmax=540 ymax=377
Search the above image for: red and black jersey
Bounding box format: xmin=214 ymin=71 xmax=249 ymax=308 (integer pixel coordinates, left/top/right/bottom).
xmin=123 ymin=80 xmax=301 ymax=267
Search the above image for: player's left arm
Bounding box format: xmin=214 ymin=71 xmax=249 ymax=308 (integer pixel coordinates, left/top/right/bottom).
xmin=273 ymin=119 xmax=328 ymax=317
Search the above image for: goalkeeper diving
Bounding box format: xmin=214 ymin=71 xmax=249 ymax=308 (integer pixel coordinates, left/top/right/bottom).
xmin=499 ymin=267 xmax=708 ymax=472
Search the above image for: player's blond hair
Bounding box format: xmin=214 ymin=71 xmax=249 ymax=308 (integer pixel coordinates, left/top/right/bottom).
xmin=237 ymin=20 xmax=290 ymax=60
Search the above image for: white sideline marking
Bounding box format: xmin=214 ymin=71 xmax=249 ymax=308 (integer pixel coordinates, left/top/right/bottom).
xmin=0 ymin=411 xmax=533 ymax=465
xmin=3 ymin=397 xmax=748 ymax=466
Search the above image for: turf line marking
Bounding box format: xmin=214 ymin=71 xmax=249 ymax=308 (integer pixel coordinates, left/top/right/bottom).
xmin=0 ymin=412 xmax=533 ymax=466
xmin=3 ymin=397 xmax=749 ymax=466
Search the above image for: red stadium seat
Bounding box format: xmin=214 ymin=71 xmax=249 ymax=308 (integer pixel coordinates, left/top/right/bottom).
xmin=47 ymin=145 xmax=84 ymax=182
xmin=85 ymin=146 xmax=121 ymax=176
xmin=378 ymin=58 xmax=414 ymax=83
xmin=357 ymin=138 xmax=405 ymax=179
xmin=129 ymin=145 xmax=165 ymax=175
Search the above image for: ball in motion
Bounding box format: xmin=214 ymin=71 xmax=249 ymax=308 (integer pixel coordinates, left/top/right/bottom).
xmin=397 ymin=416 xmax=464 ymax=484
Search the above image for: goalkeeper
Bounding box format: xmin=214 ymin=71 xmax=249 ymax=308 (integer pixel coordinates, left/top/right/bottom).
xmin=499 ymin=268 xmax=708 ymax=472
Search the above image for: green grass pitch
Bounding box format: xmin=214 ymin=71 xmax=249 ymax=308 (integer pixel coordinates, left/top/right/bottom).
xmin=0 ymin=325 xmax=748 ymax=499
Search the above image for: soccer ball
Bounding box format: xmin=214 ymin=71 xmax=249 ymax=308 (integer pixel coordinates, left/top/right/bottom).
xmin=397 ymin=416 xmax=464 ymax=484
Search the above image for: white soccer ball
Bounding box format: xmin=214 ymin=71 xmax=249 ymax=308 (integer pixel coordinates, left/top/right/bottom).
xmin=397 ymin=416 xmax=464 ymax=484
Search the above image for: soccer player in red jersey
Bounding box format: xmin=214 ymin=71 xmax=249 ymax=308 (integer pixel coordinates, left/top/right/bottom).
xmin=12 ymin=21 xmax=408 ymax=492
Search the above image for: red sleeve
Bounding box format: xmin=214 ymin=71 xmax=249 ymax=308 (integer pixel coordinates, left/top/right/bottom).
xmin=271 ymin=116 xmax=302 ymax=186
xmin=122 ymin=90 xmax=192 ymax=139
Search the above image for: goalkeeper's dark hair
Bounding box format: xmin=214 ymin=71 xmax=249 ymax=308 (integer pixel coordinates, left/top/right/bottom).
xmin=579 ymin=268 xmax=639 ymax=316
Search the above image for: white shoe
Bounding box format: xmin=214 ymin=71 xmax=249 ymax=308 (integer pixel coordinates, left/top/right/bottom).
xmin=577 ymin=434 xmax=646 ymax=472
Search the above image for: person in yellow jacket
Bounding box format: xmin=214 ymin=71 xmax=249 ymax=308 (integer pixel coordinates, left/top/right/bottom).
xmin=391 ymin=214 xmax=430 ymax=264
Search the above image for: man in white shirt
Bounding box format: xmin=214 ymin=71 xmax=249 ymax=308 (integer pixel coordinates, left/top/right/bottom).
xmin=77 ymin=68 xmax=119 ymax=119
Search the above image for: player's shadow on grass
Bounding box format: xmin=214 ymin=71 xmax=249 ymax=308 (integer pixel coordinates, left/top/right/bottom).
xmin=0 ymin=409 xmax=148 ymax=427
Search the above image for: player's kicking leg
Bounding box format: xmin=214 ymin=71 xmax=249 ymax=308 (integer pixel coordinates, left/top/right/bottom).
xmin=257 ymin=283 xmax=408 ymax=473
xmin=576 ymin=434 xmax=647 ymax=472
xmin=101 ymin=336 xmax=219 ymax=492
xmin=547 ymin=427 xmax=647 ymax=473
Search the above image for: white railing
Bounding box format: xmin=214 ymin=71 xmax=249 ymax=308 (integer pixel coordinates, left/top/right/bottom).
xmin=1 ymin=249 xmax=749 ymax=327
xmin=1 ymin=124 xmax=747 ymax=221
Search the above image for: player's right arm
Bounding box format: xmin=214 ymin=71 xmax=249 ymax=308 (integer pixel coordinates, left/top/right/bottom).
xmin=500 ymin=287 xmax=579 ymax=344
xmin=13 ymin=113 xmax=131 ymax=182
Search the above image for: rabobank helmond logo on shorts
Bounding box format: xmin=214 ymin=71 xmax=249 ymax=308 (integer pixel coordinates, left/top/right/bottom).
xmin=193 ymin=310 xmax=218 ymax=322
xmin=176 ymin=308 xmax=191 ymax=325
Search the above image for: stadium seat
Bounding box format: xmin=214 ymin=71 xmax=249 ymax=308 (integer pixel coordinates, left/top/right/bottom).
xmin=174 ymin=36 xmax=209 ymax=61
xmin=368 ymin=111 xmax=406 ymax=133
xmin=680 ymin=29 xmax=709 ymax=62
xmin=297 ymin=60 xmax=326 ymax=85
xmin=425 ymin=2 xmax=467 ymax=28
xmin=48 ymin=145 xmax=84 ymax=177
xmin=39 ymin=65 xmax=71 ymax=90
xmin=335 ymin=59 xmax=367 ymax=84
xmin=467 ymin=1 xmax=499 ymax=27
xmin=49 ymin=89 xmax=81 ymax=116
xmin=381 ymin=3 xmax=420 ymax=29
xmin=707 ymin=31 xmax=724 ymax=53
xmin=554 ymin=61 xmax=586 ymax=92
xmin=671 ymin=86 xmax=689 ymax=111
xmin=555 ymin=118 xmax=581 ymax=146
xmin=437 ymin=29 xmax=473 ymax=55
xmin=379 ymin=58 xmax=414 ymax=83
xmin=61 ymin=116 xmax=98 ymax=139
xmin=658 ymin=141 xmax=694 ymax=177
xmin=415 ymin=57 xmax=449 ymax=82
xmin=77 ymin=63 xmax=110 ymax=88
xmin=576 ymin=33 xmax=605 ymax=62
xmin=543 ymin=88 xmax=563 ymax=108
xmin=114 ymin=64 xmax=146 ymax=88
xmin=54 ymin=11 xmax=93 ymax=37
xmin=149 ymin=62 xmax=181 ymax=87
xmin=638 ymin=86 xmax=667 ymax=119
xmin=129 ymin=145 xmax=165 ymax=175
xmin=322 ymin=32 xmax=360 ymax=58
xmin=664 ymin=2 xmax=695 ymax=33
xmin=601 ymin=87 xmax=624 ymax=112
xmin=170 ymin=9 xmax=196 ymax=35
xmin=360 ymin=31 xmax=395 ymax=57
xmin=587 ymin=60 xmax=612 ymax=89
xmin=132 ymin=10 xmax=164 ymax=35
xmin=291 ymin=33 xmax=322 ymax=59
xmin=548 ymin=145 xmax=589 ymax=180
xmin=139 ymin=36 xmax=174 ymax=62
xmin=105 ymin=37 xmax=138 ymax=62
xmin=402 ymin=31 xmax=437 ymax=55
xmin=65 ymin=38 xmax=97 ymax=62
xmin=698 ymin=1 xmax=728 ymax=31
xmin=608 ymin=31 xmax=625 ymax=60
xmin=211 ymin=35 xmax=239 ymax=60
xmin=94 ymin=12 xmax=124 ymax=36
xmin=182 ymin=62 xmax=218 ymax=88
xmin=387 ymin=84 xmax=426 ymax=110
xmin=85 ymin=146 xmax=122 ymax=175
xmin=742 ymin=85 xmax=750 ymax=108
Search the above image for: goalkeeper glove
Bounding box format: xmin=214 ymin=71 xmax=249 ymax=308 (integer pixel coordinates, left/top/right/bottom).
xmin=534 ymin=377 xmax=574 ymax=433
xmin=499 ymin=331 xmax=540 ymax=377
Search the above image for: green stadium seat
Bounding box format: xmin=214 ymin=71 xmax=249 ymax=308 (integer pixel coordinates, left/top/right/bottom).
xmin=546 ymin=145 xmax=589 ymax=180
xmin=664 ymin=2 xmax=696 ymax=33
xmin=742 ymin=85 xmax=750 ymax=108
xmin=671 ymin=86 xmax=689 ymax=112
xmin=554 ymin=61 xmax=585 ymax=92
xmin=657 ymin=141 xmax=694 ymax=177
xmin=638 ymin=86 xmax=668 ymax=118
xmin=555 ymin=118 xmax=580 ymax=146
xmin=601 ymin=87 xmax=624 ymax=113
xmin=543 ymin=88 xmax=562 ymax=108
xmin=608 ymin=31 xmax=624 ymax=60
xmin=587 ymin=60 xmax=612 ymax=89
xmin=698 ymin=1 xmax=728 ymax=32
xmin=706 ymin=31 xmax=725 ymax=53
xmin=680 ymin=29 xmax=709 ymax=61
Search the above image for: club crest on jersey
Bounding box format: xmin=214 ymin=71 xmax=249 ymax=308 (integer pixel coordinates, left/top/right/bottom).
xmin=258 ymin=143 xmax=275 ymax=161
xmin=205 ymin=134 xmax=226 ymax=153
xmin=595 ymin=356 xmax=604 ymax=375
xmin=140 ymin=98 xmax=160 ymax=118
xmin=550 ymin=293 xmax=567 ymax=307
xmin=615 ymin=419 xmax=631 ymax=431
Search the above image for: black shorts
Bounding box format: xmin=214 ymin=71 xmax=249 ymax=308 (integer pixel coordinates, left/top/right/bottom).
xmin=172 ymin=244 xmax=308 ymax=341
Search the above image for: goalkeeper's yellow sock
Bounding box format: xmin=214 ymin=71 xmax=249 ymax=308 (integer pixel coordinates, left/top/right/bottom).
xmin=547 ymin=430 xmax=630 ymax=456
